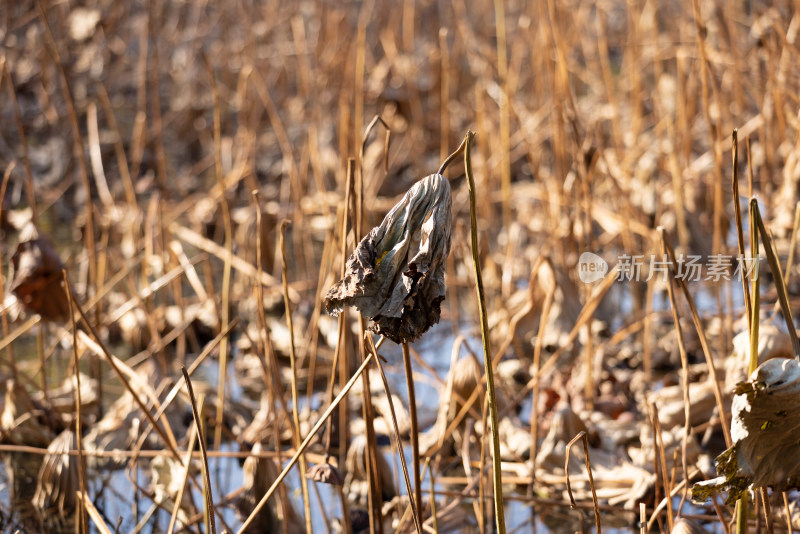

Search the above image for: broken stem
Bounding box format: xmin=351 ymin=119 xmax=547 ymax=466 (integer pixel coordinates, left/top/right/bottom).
xmin=438 ymin=134 xmax=469 ymax=175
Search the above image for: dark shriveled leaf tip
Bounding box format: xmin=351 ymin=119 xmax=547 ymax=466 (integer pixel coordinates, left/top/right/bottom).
xmin=323 ymin=173 xmax=452 ymax=343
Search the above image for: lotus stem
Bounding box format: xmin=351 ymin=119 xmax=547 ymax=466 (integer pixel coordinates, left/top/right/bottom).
xmin=463 ymin=130 xmax=506 ymax=534
xmin=402 ymin=340 xmax=423 ymax=527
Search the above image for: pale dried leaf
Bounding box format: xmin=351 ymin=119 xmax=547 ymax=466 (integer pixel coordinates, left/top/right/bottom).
xmin=693 ymin=358 xmax=800 ymax=503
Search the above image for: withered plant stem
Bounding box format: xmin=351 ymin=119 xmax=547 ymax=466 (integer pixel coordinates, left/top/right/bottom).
xmin=530 ymin=259 xmax=555 ymax=478
xmin=357 ymin=315 xmax=383 ymax=534
xmin=478 ymin=394 xmax=487 ymax=532
xmin=660 ymin=234 xmax=731 ymax=446
xmin=35 ymin=0 xmax=97 ymax=303
xmin=760 ymin=487 xmax=774 ymax=534
xmin=333 ymin=159 xmax=356 ymax=476
xmin=438 ymin=134 xmax=468 ymax=175
xmin=131 ymin=320 xmax=238 ymax=455
xmin=750 ymin=199 xmax=800 ymax=357
xmin=402 ymin=340 xmax=423 ymax=528
xmin=732 ymin=130 xmax=752 ymax=333
xmin=97 ymin=82 xmax=138 ymax=211
xmin=167 ymin=421 xmax=199 ymax=533
xmin=0 ymin=163 xmax=15 ymax=380
xmin=427 ymin=457 xmax=439 ymax=534
xmin=748 ymin=201 xmax=761 ymax=373
xmin=565 ymin=431 xmax=601 ymax=533
xmin=236 ymin=353 xmax=374 ymax=534
xmin=651 ymin=404 xmax=674 ymax=532
xmin=251 ymin=191 xmax=294 ymax=534
xmin=493 ymin=0 xmax=512 ymax=234
xmin=65 ymin=285 xmax=187 ymax=462
xmin=356 ymin=117 xmax=385 ymax=533
xmin=464 ymin=131 xmax=506 ymax=534
xmin=439 ymin=28 xmax=450 ymax=163
xmin=202 ymin=51 xmax=233 ymax=454
xmin=658 ymin=228 xmax=691 ymax=512
xmin=368 ymin=336 xmax=423 ymax=534
xmin=775 ymin=202 xmax=800 ymax=318
xmin=147 ymin=0 xmax=168 ymax=190
xmin=77 ymin=491 xmax=112 ymax=534
xmin=279 ymin=220 xmax=313 ymax=534
xmin=783 ymin=492 xmax=793 ymax=533
xmin=181 ymin=369 xmax=216 ymax=534
xmin=64 ymin=272 xmax=88 ymax=534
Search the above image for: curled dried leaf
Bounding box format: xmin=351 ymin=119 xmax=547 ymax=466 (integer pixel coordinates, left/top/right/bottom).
xmin=10 ymin=222 xmax=70 ymax=322
xmin=324 ymin=173 xmax=452 ymax=343
xmin=33 ymin=429 xmax=78 ymax=514
xmin=692 ymin=358 xmax=800 ymax=504
xmin=306 ymin=462 xmax=344 ymax=487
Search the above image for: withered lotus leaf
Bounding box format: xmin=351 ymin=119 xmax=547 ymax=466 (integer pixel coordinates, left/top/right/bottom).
xmin=10 ymin=222 xmax=70 ymax=322
xmin=692 ymin=358 xmax=800 ymax=504
xmin=324 ymin=173 xmax=452 ymax=343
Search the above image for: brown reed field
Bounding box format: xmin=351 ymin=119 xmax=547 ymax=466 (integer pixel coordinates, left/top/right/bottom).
xmin=2 ymin=0 xmax=800 ymax=533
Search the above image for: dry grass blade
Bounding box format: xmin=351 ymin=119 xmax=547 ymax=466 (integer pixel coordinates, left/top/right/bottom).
xmin=564 ymin=431 xmax=601 ymax=534
xmin=65 ymin=286 xmax=183 ymax=458
xmin=132 ymin=319 xmax=239 ymax=454
xmin=279 ymin=220 xmax=313 ymax=534
xmin=731 ymin=130 xmax=752 ymax=332
xmin=657 ymin=229 xmax=692 ymax=513
xmin=77 ymin=491 xmax=113 ymax=534
xmin=660 ymin=230 xmax=732 ymax=446
xmin=180 ymin=367 xmax=216 ymax=534
xmin=366 ymin=335 xmax=423 ymax=534
xmin=236 ymin=353 xmax=374 ymax=534
xmin=63 ymin=272 xmax=88 ymax=534
xmin=167 ymin=422 xmax=198 ymax=533
xmin=202 ymin=50 xmax=234 ymax=455
xmin=751 ymin=199 xmax=800 ymax=357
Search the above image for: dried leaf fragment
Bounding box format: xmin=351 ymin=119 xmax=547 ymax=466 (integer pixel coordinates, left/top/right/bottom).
xmin=10 ymin=222 xmax=70 ymax=322
xmin=306 ymin=462 xmax=344 ymax=486
xmin=692 ymin=358 xmax=800 ymax=504
xmin=324 ymin=173 xmax=452 ymax=343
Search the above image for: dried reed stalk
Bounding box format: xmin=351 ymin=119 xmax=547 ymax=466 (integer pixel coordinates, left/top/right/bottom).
xmin=181 ymin=369 xmax=216 ymax=534
xmin=236 ymin=353 xmax=374 ymax=534
xmin=367 ymin=335 xmax=423 ymax=534
xmin=463 ymin=131 xmax=506 ymax=534
xmin=64 ymin=273 xmax=88 ymax=534
xmin=202 ymin=52 xmax=234 ymax=454
xmin=279 ymin=220 xmax=313 ymax=533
